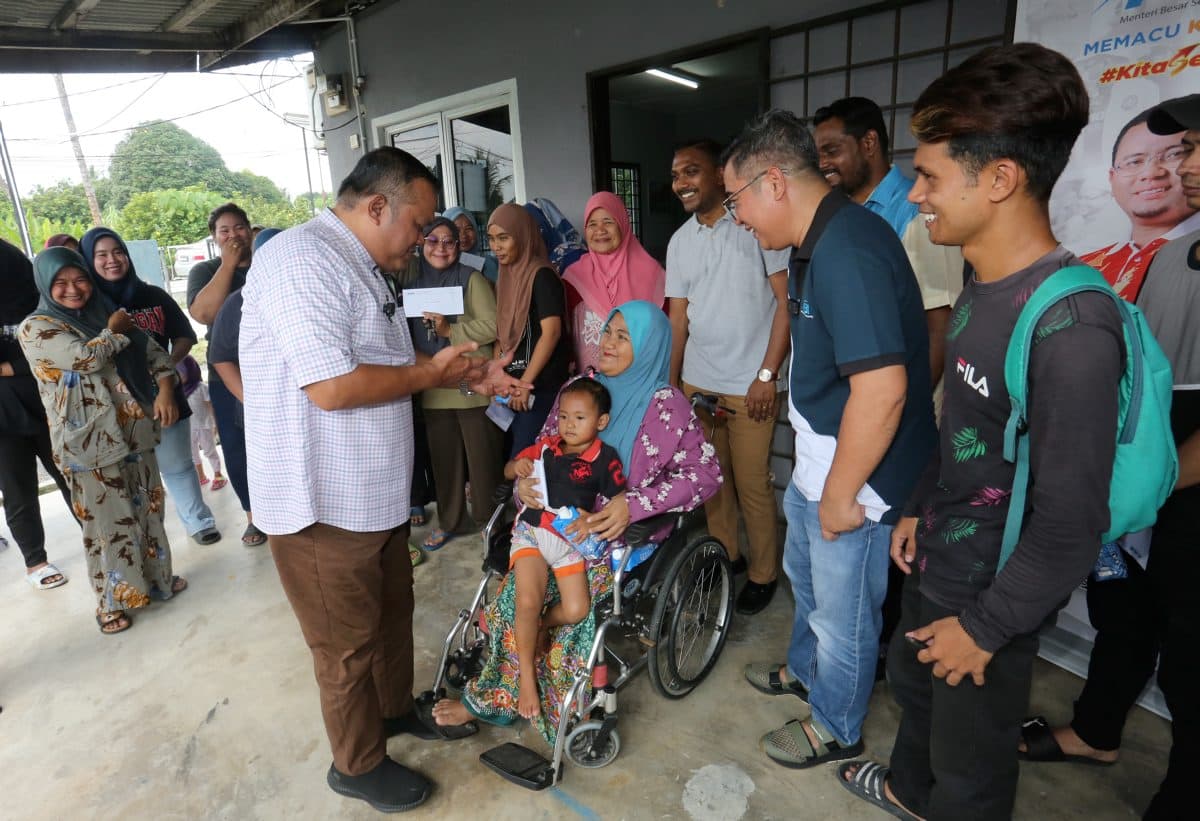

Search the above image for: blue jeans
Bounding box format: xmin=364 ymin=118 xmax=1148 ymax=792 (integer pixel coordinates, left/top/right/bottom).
xmin=783 ymin=482 xmax=891 ymax=746
xmin=155 ymin=417 xmax=216 ymax=536
xmin=209 ymin=378 xmax=250 ymax=512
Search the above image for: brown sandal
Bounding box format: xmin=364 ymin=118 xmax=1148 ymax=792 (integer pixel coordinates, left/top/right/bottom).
xmin=96 ymin=611 xmax=132 ymax=635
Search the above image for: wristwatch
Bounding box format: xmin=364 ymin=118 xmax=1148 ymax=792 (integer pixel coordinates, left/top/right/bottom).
xmin=756 ymin=368 xmax=777 ymax=383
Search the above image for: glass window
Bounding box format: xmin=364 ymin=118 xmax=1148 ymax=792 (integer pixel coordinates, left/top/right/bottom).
xmin=449 ymin=105 xmax=516 ymax=239
xmin=390 ymin=121 xmax=445 ymax=210
xmin=610 ymin=164 xmax=641 ymax=240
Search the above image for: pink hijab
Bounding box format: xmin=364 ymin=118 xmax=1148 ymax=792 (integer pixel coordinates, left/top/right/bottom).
xmin=563 ymin=192 xmax=665 ymax=317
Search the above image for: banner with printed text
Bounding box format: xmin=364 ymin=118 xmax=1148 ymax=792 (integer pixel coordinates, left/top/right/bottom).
xmin=1016 ymin=0 xmax=1200 ymax=299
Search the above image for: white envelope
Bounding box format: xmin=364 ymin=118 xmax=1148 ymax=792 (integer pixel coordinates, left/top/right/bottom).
xmin=402 ymin=286 xmax=465 ymax=316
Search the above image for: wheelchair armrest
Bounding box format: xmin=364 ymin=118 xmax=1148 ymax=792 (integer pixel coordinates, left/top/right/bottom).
xmin=623 ymin=513 xmax=676 ymax=547
xmin=492 ymin=481 xmax=515 ymax=507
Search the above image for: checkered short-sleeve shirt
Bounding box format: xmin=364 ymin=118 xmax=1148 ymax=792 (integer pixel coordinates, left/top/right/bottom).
xmin=240 ymin=209 xmax=415 ymax=535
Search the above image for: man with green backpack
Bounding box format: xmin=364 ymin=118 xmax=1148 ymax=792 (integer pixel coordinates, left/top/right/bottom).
xmin=839 ymin=43 xmax=1176 ymax=821
xmin=1019 ymin=93 xmax=1200 ymax=821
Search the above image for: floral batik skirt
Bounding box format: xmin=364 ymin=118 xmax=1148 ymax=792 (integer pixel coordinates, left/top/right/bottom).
xmin=463 ymin=562 xmax=614 ymax=746
xmin=67 ymin=451 xmax=174 ymax=616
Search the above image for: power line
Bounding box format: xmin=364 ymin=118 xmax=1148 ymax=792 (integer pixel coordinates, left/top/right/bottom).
xmin=76 ymin=74 xmax=167 ymax=135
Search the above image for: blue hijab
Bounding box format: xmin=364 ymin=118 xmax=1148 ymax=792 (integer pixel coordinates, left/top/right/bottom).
xmin=444 ymin=206 xmax=500 ymax=282
xmin=595 ymin=300 xmax=672 ymax=466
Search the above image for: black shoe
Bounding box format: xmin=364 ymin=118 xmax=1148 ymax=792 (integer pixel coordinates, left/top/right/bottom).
xmin=191 ymin=527 xmax=222 ymax=545
xmin=384 ymin=708 xmax=440 ymax=741
xmin=326 ymin=757 xmax=431 ymax=813
xmin=730 ymin=556 xmax=748 ymax=576
xmin=736 ymin=579 xmax=777 ymax=615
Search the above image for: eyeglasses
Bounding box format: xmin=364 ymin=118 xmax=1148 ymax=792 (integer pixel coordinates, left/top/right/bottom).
xmin=1113 ymin=144 xmax=1193 ymax=177
xmin=723 ymin=168 xmax=789 ymax=216
xmin=423 ymin=236 xmax=459 ymax=249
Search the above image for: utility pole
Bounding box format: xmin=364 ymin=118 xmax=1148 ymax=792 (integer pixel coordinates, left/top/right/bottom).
xmin=54 ymin=73 xmax=102 ymax=225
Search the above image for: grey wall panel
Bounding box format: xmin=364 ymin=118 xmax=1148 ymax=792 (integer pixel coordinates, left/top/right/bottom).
xmin=315 ymin=0 xmax=880 ymax=224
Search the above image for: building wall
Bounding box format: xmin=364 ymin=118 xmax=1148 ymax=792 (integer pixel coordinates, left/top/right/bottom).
xmin=314 ymin=0 xmax=878 ymax=225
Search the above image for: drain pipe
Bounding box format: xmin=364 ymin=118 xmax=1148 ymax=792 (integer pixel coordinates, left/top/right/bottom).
xmin=289 ymin=14 xmax=368 ymax=153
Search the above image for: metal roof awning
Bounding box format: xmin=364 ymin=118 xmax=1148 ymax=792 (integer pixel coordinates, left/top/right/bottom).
xmin=0 ymin=0 xmax=376 ymax=73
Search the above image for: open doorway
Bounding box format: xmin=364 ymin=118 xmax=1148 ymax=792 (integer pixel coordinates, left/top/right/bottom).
xmin=588 ymin=31 xmax=769 ymax=261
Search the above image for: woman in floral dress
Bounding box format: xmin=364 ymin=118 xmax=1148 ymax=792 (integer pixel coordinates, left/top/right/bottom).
xmin=432 ymin=300 xmax=722 ymax=744
xmin=19 ymin=247 xmax=185 ymax=635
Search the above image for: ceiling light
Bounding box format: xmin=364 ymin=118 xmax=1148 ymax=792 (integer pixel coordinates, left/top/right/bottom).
xmin=644 ymin=68 xmax=699 ymax=90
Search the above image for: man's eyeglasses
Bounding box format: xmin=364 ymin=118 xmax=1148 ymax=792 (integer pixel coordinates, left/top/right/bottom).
xmin=723 ymin=167 xmax=789 ymax=216
xmin=1113 ymin=144 xmax=1193 ymax=177
xmin=423 ymin=236 xmax=459 ymax=249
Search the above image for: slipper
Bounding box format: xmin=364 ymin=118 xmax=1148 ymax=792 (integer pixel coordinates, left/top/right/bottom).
xmin=192 ymin=527 xmax=222 ymax=545
xmin=423 ymin=529 xmax=453 ymax=551
xmin=210 ymin=476 xmax=227 ymax=491
xmin=198 ymin=476 xmax=210 ymax=486
xmin=96 ymin=611 xmax=132 ymax=635
xmin=837 ymin=761 xmax=920 ymax=819
xmin=1018 ymin=716 xmax=1116 ymax=766
xmin=150 ymin=575 xmax=188 ymax=601
xmin=242 ymin=523 xmax=267 ymax=546
xmin=744 ymin=662 xmax=810 ymax=703
xmin=410 ymin=506 xmax=427 ymax=527
xmin=409 ymin=543 xmax=424 ymax=567
xmin=761 ymin=718 xmax=864 ymax=769
xmin=25 ymin=564 xmax=68 ymax=590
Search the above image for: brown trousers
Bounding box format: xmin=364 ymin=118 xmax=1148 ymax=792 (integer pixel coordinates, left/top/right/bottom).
xmin=683 ymin=381 xmax=780 ymax=585
xmin=270 ymin=521 xmax=413 ymax=775
xmin=425 ymin=405 xmax=504 ymax=533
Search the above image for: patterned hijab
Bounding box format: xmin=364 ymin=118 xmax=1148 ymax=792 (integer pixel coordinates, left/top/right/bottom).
xmin=564 ymin=192 xmax=665 ymax=317
xmin=491 ymin=203 xmax=552 ymax=354
xmin=30 ymin=247 xmax=157 ymax=404
xmin=595 ymin=300 xmax=672 ymax=465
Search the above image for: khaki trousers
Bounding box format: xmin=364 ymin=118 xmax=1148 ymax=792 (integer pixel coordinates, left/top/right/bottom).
xmin=683 ymin=381 xmax=780 ymax=584
xmin=270 ymin=521 xmax=413 ymax=775
xmin=425 ymin=405 xmax=504 ymax=532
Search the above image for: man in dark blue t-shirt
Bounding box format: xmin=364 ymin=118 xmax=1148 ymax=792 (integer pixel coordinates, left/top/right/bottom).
xmin=721 ymin=109 xmax=937 ymax=770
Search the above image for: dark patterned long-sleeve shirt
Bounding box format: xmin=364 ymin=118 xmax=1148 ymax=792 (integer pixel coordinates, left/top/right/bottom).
xmin=904 ymin=247 xmax=1125 ymax=652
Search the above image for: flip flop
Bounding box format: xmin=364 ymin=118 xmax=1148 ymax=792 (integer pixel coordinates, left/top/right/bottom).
xmin=242 ymin=523 xmax=267 ymax=546
xmin=410 ymin=506 xmax=427 ymax=527
xmin=1018 ymin=716 xmax=1117 ymax=766
xmin=26 ymin=563 xmax=68 ymax=590
xmin=211 ymin=476 xmax=227 ymax=491
xmin=837 ymin=761 xmax=920 ymax=819
xmin=423 ymin=529 xmax=452 ymax=551
xmin=150 ymin=575 xmax=188 ymax=601
xmin=198 ymin=476 xmax=210 ymax=486
xmin=409 ymin=543 xmax=424 ymax=567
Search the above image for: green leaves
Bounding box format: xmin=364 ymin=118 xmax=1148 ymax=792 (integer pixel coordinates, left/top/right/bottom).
xmin=946 ymin=300 xmax=972 ymax=341
xmin=951 ymin=427 xmax=987 ymax=462
xmin=941 ymin=517 xmax=978 ymax=544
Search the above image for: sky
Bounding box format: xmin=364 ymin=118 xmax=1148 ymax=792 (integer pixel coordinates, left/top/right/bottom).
xmin=0 ymin=53 xmax=330 ymax=201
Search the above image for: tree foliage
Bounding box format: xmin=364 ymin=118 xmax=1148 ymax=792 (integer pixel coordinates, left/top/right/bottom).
xmin=229 ymin=170 xmax=286 ymax=204
xmin=108 ymin=121 xmax=234 ymax=209
xmin=114 ymin=187 xmax=226 ymax=247
xmin=25 ymin=180 xmax=94 ymax=226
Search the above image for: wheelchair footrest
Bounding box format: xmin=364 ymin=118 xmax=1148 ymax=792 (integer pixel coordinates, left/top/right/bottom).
xmin=479 ymin=742 xmax=555 ymax=790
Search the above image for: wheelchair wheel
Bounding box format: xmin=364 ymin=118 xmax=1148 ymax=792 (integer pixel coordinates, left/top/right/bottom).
xmin=647 ymin=536 xmax=733 ymax=699
xmin=564 ymin=721 xmax=621 ymax=768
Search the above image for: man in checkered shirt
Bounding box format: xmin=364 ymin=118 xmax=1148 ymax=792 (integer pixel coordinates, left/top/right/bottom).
xmin=240 ymin=147 xmax=524 ymax=813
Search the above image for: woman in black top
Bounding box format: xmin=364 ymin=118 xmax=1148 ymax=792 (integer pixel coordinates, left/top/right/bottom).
xmin=0 ymin=238 xmax=75 ymax=589
xmin=488 ymin=203 xmax=572 ymax=456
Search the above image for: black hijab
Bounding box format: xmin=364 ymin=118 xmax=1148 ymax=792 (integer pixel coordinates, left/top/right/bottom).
xmin=79 ymin=226 xmax=147 ymax=309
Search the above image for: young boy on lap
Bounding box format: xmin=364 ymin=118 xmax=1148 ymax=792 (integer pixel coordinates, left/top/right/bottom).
xmin=505 ymin=377 xmax=626 ymax=718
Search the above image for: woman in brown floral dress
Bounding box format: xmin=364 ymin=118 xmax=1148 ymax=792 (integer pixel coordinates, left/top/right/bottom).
xmin=18 ymin=247 xmax=186 ymax=634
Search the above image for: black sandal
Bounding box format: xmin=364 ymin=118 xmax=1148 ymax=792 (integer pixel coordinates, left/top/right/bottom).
xmin=1018 ymin=716 xmax=1116 ymax=766
xmin=838 ymin=761 xmax=921 ymax=819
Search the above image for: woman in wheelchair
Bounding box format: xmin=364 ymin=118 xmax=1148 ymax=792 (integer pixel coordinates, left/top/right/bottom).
xmin=432 ymin=300 xmax=723 ymax=744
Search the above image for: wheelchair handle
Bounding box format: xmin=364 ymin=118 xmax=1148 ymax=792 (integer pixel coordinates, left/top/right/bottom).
xmin=689 ymin=391 xmax=735 ymax=418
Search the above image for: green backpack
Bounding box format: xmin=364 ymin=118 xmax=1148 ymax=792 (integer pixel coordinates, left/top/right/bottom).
xmin=998 ymin=265 xmax=1178 ymax=570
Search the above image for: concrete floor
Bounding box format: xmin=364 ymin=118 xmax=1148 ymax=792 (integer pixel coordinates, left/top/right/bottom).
xmin=0 ymin=476 xmax=1172 ymax=820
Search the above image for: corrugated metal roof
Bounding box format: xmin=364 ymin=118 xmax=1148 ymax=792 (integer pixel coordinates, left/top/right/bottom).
xmin=0 ymin=0 xmax=369 ymax=72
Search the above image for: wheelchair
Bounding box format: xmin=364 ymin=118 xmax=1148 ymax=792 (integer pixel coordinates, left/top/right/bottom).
xmin=417 ymin=395 xmax=737 ymax=789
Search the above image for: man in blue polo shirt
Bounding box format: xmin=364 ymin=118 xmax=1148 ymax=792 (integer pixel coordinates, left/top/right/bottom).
xmin=723 ymin=109 xmax=936 ymax=768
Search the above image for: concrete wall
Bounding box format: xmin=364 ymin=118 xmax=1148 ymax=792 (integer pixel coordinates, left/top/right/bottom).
xmin=314 ymin=0 xmax=878 ymax=226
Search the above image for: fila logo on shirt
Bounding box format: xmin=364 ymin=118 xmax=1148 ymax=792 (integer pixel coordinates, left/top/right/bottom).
xmin=956 ymin=357 xmax=990 ymax=398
